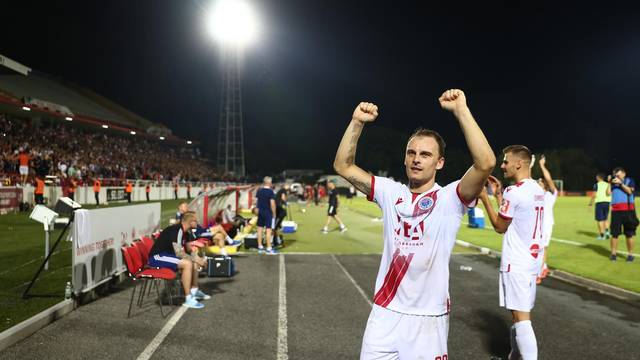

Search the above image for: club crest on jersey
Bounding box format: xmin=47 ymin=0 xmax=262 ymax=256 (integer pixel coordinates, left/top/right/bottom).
xmin=530 ymin=244 xmax=540 ymax=259
xmin=418 ymin=196 xmax=434 ymax=211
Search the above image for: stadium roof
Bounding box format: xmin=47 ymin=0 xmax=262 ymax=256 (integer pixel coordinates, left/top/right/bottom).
xmin=0 ymin=53 xmax=197 ymax=144
xmin=0 ymin=71 xmax=161 ymax=129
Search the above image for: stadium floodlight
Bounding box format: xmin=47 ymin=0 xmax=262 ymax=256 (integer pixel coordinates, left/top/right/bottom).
xmin=21 ymin=106 xmax=31 ymax=111
xmin=187 ymin=140 xmax=192 ymax=145
xmin=159 ymin=136 xmax=165 ymax=140
xmin=205 ymin=0 xmax=259 ymax=48
xmin=130 ymin=131 xmax=136 ymax=135
xmin=65 ymin=116 xmax=73 ymax=121
xmin=102 ymin=124 xmax=109 ymax=129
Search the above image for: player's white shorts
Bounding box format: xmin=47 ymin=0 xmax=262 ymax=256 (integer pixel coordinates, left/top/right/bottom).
xmin=499 ymin=271 xmax=537 ymax=312
xmin=360 ymin=304 xmax=449 ymax=360
xmin=19 ymin=165 xmax=28 ymax=175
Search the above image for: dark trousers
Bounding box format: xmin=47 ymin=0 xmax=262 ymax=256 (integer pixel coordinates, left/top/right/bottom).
xmin=146 ymin=193 xmax=150 ymax=202
xmin=68 ymin=192 xmax=75 ymax=201
xmin=35 ymin=193 xmax=44 ymax=205
xmin=175 ymin=191 xmax=178 ymax=199
xmin=94 ymin=192 xmax=100 ymax=205
xmin=126 ymin=192 xmax=131 ymax=203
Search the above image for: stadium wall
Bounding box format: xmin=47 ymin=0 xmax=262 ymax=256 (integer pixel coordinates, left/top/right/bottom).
xmin=18 ymin=185 xmax=205 ymax=206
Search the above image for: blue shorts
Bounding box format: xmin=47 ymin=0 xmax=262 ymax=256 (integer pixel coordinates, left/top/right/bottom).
xmin=148 ymin=252 xmax=181 ymax=272
xmin=257 ymin=213 xmax=274 ymax=229
xmin=595 ymin=202 xmax=610 ymax=221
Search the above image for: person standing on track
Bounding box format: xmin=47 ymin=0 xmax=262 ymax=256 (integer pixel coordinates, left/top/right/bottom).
xmin=480 ymin=145 xmax=544 ymax=360
xmin=536 ymin=155 xmax=557 ymax=283
xmin=256 ymin=176 xmax=278 ymax=255
xmin=321 ymin=181 xmax=347 ymax=234
xmin=334 ymin=89 xmax=495 ymax=359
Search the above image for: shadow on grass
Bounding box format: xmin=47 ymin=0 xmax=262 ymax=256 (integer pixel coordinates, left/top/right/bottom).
xmin=577 ymin=230 xmax=600 ymax=238
xmin=583 ymin=243 xmax=612 ymax=259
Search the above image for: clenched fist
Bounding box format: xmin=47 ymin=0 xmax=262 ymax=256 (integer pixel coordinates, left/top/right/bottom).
xmin=439 ymin=89 xmax=467 ymax=113
xmin=352 ymin=102 xmax=379 ymax=123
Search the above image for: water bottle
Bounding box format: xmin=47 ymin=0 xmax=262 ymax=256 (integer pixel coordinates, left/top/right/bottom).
xmin=64 ymin=282 xmax=72 ymax=299
xmin=459 ymin=265 xmax=472 ymax=271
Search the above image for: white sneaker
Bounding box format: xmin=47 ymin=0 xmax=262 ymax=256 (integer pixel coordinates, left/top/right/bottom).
xmin=194 ymin=289 xmax=211 ymax=300
xmin=340 ymin=227 xmax=347 ymax=233
xmin=182 ymin=296 xmax=204 ymax=309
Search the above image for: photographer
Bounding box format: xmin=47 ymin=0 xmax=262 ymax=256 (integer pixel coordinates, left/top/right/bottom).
xmin=608 ymin=167 xmax=637 ymax=262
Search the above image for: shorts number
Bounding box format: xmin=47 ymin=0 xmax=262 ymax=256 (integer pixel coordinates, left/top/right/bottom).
xmin=435 ymin=355 xmax=448 ymax=360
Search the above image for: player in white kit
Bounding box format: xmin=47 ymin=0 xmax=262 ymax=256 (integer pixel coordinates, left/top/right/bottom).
xmin=536 ymin=155 xmax=557 ymax=283
xmin=333 ymin=89 xmax=496 ymax=359
xmin=480 ymin=145 xmax=545 ymax=360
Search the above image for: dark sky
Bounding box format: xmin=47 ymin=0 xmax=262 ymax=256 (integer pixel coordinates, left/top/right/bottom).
xmin=2 ymin=1 xmax=639 ymax=178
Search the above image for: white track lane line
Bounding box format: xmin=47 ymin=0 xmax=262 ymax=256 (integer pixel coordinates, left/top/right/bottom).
xmin=332 ymin=254 xmax=373 ymax=307
xmin=137 ymin=305 xmax=188 ymax=360
xmin=277 ymin=254 xmax=289 ymax=360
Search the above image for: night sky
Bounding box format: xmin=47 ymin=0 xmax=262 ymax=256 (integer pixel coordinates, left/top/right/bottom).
xmin=2 ymin=1 xmax=639 ymax=179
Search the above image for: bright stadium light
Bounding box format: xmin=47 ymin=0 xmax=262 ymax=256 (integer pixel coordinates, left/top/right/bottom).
xmin=159 ymin=136 xmax=165 ymax=140
xmin=102 ymin=124 xmax=109 ymax=129
xmin=21 ymin=106 xmax=31 ymax=111
xmin=205 ymin=0 xmax=259 ymax=47
xmin=65 ymin=116 xmax=73 ymax=121
xmin=187 ymin=140 xmax=192 ymax=145
xmin=130 ymin=131 xmax=136 ymax=135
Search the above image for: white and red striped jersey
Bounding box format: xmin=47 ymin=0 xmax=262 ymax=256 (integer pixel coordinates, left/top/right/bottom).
xmin=368 ymin=176 xmax=475 ymax=316
xmin=498 ymin=179 xmax=545 ymax=274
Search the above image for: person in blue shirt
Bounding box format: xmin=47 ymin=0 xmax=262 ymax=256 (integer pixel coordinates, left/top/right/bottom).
xmin=256 ymin=176 xmax=277 ymax=254
xmin=609 ymin=167 xmax=637 ymax=262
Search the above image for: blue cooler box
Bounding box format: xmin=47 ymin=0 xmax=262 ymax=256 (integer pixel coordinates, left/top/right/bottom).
xmin=282 ymin=220 xmax=297 ymax=233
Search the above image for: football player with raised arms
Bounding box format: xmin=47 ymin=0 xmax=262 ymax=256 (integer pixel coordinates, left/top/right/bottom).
xmin=334 ymin=89 xmax=495 ymax=359
xmin=480 ymin=146 xmax=545 ymax=360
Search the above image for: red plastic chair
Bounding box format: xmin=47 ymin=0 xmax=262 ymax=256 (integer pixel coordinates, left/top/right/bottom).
xmin=132 ymin=241 xmax=149 ymax=265
xmin=141 ymin=236 xmax=154 ymax=253
xmin=121 ymin=246 xmax=176 ymax=318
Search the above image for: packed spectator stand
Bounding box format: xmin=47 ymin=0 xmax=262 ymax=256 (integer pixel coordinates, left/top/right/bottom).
xmin=0 ymin=114 xmax=219 ymax=187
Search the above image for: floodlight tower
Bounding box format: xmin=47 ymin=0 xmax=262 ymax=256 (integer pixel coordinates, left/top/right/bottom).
xmin=207 ymin=0 xmax=259 ymax=178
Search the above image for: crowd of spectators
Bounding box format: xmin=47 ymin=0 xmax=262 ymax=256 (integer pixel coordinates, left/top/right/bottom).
xmin=0 ymin=115 xmax=219 ymax=186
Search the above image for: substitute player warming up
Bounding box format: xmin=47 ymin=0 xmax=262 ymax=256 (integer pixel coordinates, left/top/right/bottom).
xmin=480 ymin=146 xmax=544 ymax=360
xmin=334 ymin=89 xmax=495 ymax=359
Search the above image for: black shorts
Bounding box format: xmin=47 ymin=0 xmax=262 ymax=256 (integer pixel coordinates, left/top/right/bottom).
xmin=327 ymin=204 xmax=337 ymax=216
xmin=594 ymin=202 xmax=610 ymax=221
xmin=610 ymin=210 xmax=638 ymax=237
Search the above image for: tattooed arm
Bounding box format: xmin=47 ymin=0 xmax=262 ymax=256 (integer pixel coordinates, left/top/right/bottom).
xmin=333 ymin=102 xmax=378 ymax=196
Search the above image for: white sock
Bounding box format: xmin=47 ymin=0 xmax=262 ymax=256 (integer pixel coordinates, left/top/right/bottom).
xmin=220 ymin=248 xmax=228 ymax=256
xmin=514 ymin=320 xmax=537 ymax=360
xmin=508 ymin=324 xmax=520 ymax=360
xmin=226 ymin=235 xmax=233 ymax=244
xmin=190 ymin=287 xmax=198 ymax=296
xmin=322 ymin=226 xmax=327 ymax=231
xmin=266 ymin=247 xmax=272 ymax=251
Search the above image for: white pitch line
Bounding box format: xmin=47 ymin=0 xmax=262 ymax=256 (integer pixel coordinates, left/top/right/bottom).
xmin=332 ymin=254 xmax=373 ymax=307
xmin=277 ymin=255 xmax=289 ymax=360
xmin=137 ymin=305 xmax=188 ymax=360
